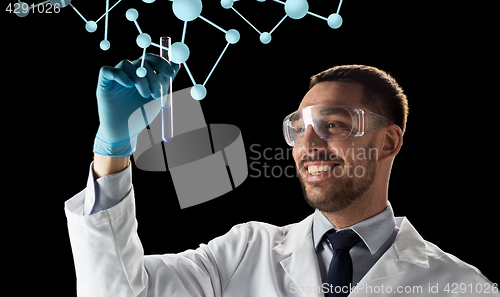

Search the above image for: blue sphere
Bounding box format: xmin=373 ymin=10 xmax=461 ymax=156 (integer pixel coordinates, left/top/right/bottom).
xmin=225 ymin=29 xmax=240 ymax=44
xmin=191 ymin=84 xmax=207 ymax=100
xmin=221 ymin=0 xmax=234 ymax=9
xmin=136 ymin=67 xmax=147 ymax=78
xmin=100 ymin=40 xmax=110 ymax=51
xmin=15 ymin=10 xmax=29 ymax=17
xmin=85 ymin=21 xmax=97 ymax=32
xmin=327 ymin=13 xmax=343 ymax=29
xmin=172 ymin=0 xmax=202 ymax=22
xmin=126 ymin=8 xmax=139 ymax=21
xmin=171 ymin=42 xmax=190 ymax=63
xmin=136 ymin=33 xmax=152 ymax=49
xmin=260 ymin=32 xmax=272 ymax=44
xmin=284 ymin=0 xmax=308 ymax=20
xmin=14 ymin=2 xmax=29 ymax=17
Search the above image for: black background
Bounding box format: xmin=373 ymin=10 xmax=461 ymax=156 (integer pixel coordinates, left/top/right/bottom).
xmin=3 ymin=0 xmax=498 ymax=294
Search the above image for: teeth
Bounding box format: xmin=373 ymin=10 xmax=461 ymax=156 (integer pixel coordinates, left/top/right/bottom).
xmin=308 ymin=165 xmax=333 ymax=175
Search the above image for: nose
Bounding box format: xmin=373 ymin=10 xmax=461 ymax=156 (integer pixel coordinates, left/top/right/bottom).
xmin=299 ymin=125 xmax=327 ymax=152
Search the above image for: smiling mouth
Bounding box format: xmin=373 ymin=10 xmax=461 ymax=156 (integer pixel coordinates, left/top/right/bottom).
xmin=305 ymin=162 xmax=341 ymax=176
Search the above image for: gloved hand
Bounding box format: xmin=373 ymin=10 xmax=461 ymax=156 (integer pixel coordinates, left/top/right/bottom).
xmin=93 ymin=53 xmax=180 ymax=157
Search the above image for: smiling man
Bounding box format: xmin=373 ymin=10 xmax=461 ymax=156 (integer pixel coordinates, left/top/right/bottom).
xmin=65 ymin=59 xmax=497 ymax=297
xmin=291 ymin=66 xmax=405 ymax=230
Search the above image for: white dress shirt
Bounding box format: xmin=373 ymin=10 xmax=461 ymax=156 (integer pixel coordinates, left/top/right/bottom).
xmin=83 ymin=161 xmax=132 ymax=215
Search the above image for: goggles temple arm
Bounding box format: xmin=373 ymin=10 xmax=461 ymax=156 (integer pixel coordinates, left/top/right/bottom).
xmin=354 ymin=109 xmax=365 ymax=137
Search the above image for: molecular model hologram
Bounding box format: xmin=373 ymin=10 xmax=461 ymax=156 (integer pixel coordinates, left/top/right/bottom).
xmin=15 ymin=0 xmax=345 ymax=100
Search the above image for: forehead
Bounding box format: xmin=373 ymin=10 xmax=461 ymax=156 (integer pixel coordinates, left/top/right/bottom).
xmin=298 ymin=81 xmax=365 ymax=110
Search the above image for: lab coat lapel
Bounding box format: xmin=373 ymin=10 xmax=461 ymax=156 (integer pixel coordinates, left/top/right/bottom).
xmin=354 ymin=244 xmax=405 ymax=286
xmin=393 ymin=217 xmax=429 ymax=269
xmin=273 ymin=214 xmax=324 ymax=297
xmin=354 ymin=217 xmax=429 ymax=288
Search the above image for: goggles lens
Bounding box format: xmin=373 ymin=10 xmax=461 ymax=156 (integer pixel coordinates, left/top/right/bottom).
xmin=283 ymin=105 xmax=391 ymax=147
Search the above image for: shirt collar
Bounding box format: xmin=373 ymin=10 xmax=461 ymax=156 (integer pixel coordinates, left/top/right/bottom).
xmin=312 ymin=201 xmax=396 ymax=254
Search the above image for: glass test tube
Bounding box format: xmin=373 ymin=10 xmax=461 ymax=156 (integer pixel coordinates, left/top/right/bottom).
xmin=160 ymin=36 xmax=173 ymax=142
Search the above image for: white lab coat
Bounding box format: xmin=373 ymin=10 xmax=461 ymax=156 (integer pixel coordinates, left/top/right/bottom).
xmin=65 ymin=187 xmax=497 ymax=297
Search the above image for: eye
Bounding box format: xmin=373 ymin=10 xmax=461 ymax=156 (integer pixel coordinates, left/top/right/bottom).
xmin=289 ymin=121 xmax=305 ymax=134
xmin=324 ymin=121 xmax=351 ymax=136
xmin=326 ymin=121 xmax=347 ymax=129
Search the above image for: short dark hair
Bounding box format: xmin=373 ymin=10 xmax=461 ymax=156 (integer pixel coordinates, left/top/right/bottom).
xmin=309 ymin=65 xmax=409 ymax=134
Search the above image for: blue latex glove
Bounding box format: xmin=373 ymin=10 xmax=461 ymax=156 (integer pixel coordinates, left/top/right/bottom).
xmin=93 ymin=53 xmax=180 ymax=157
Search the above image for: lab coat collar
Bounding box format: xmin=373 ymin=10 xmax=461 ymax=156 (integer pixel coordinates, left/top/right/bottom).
xmin=273 ymin=214 xmax=429 ymax=296
xmin=356 ymin=216 xmax=429 ymax=286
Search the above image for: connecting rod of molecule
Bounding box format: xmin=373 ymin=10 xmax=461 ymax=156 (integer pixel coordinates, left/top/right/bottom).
xmin=222 ymin=0 xmax=344 ymax=44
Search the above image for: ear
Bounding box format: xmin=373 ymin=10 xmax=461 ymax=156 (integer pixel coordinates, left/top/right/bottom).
xmin=378 ymin=124 xmax=403 ymax=162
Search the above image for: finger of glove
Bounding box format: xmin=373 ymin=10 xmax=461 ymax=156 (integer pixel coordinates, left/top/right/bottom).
xmin=117 ymin=59 xmax=152 ymax=99
xmin=144 ymin=53 xmax=180 ymax=79
xmin=140 ymin=60 xmax=162 ymax=99
xmin=98 ymin=66 xmax=134 ymax=89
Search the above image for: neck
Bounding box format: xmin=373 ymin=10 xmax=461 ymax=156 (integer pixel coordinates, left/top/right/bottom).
xmin=321 ymin=188 xmax=388 ymax=229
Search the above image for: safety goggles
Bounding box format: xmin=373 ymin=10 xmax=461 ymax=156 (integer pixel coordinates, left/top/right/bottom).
xmin=283 ymin=105 xmax=393 ymax=147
